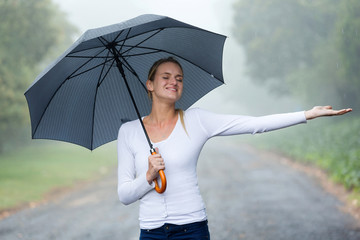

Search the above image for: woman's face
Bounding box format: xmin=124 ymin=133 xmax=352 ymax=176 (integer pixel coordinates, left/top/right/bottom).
xmin=147 ymin=62 xmax=183 ymax=104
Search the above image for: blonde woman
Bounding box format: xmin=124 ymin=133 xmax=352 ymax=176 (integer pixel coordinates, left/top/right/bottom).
xmin=117 ymin=57 xmax=351 ymax=239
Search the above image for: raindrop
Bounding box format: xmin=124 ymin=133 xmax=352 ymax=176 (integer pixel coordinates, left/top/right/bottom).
xmin=210 ymin=74 xmax=214 ymax=78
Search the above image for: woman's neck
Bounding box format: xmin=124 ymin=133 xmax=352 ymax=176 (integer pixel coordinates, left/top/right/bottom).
xmin=147 ymin=102 xmax=177 ymax=125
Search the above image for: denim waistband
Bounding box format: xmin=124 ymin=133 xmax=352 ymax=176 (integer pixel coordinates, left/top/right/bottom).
xmin=142 ymin=220 xmax=208 ymax=233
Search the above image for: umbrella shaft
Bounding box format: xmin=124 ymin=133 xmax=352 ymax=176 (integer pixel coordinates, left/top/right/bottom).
xmin=111 ymin=48 xmax=153 ymax=150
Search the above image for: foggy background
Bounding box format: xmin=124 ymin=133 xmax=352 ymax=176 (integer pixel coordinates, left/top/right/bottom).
xmin=1 ymin=1 xmax=359 ymax=237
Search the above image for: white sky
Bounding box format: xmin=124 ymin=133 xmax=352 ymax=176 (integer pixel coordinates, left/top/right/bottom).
xmin=53 ymin=0 xmax=231 ymax=36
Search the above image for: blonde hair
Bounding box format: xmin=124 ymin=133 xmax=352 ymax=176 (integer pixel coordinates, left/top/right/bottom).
xmin=177 ymin=109 xmax=188 ymax=136
xmin=147 ymin=57 xmax=188 ymax=135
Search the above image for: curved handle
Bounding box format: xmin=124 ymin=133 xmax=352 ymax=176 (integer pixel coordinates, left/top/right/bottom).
xmin=151 ymin=150 xmax=167 ymax=193
xmin=154 ymin=169 xmax=167 ymax=193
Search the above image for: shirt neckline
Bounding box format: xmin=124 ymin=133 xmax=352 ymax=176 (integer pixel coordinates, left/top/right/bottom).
xmin=141 ymin=113 xmax=180 ymax=144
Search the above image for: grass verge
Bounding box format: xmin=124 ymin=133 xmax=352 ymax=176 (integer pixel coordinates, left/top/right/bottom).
xmin=0 ymin=141 xmax=117 ymax=212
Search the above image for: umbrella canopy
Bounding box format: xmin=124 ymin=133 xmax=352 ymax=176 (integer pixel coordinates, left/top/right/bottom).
xmin=25 ymin=14 xmax=227 ymax=150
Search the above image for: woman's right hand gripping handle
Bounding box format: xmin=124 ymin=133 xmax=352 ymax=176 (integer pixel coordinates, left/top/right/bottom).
xmin=146 ymin=148 xmax=167 ymax=193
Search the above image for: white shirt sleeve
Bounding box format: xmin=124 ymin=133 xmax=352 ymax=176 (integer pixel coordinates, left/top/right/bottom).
xmin=117 ymin=124 xmax=154 ymax=205
xmin=193 ymin=108 xmax=307 ymax=138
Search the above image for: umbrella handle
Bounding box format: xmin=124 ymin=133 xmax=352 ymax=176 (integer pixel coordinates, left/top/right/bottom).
xmin=154 ymin=170 xmax=167 ymax=193
xmin=151 ymin=150 xmax=167 ymax=193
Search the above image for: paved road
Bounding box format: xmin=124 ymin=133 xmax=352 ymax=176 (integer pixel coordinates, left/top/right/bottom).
xmin=1 ymin=139 xmax=360 ymax=240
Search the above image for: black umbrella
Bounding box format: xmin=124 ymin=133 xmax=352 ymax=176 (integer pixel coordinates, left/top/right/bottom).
xmin=25 ymin=14 xmax=227 ymax=193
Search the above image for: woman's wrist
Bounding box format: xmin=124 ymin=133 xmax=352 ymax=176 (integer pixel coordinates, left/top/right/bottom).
xmin=304 ymin=110 xmax=315 ymax=120
xmin=146 ymin=172 xmax=153 ymax=185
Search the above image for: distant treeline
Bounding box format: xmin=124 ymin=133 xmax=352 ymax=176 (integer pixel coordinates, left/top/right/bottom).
xmin=232 ymin=0 xmax=359 ymax=109
xmin=0 ymin=0 xmax=78 ymax=152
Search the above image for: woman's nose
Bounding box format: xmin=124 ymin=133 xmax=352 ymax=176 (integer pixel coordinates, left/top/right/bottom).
xmin=169 ymin=77 xmax=177 ymax=85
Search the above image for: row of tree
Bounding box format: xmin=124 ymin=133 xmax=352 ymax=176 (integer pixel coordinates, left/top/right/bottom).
xmin=0 ymin=0 xmax=77 ymax=152
xmin=231 ymin=0 xmax=359 ymax=109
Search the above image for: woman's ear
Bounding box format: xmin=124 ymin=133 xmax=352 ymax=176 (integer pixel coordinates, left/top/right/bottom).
xmin=146 ymin=79 xmax=153 ymax=91
xmin=146 ymin=80 xmax=153 ymax=101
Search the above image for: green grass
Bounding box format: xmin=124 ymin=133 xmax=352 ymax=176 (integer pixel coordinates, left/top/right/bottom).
xmin=0 ymin=141 xmax=117 ymax=211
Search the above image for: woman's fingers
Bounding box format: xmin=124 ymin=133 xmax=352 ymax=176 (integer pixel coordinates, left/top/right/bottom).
xmin=154 ymin=158 xmax=165 ymax=169
xmin=146 ymin=150 xmax=165 ymax=183
xmin=149 ymin=154 xmax=165 ymax=169
xmin=322 ymin=107 xmax=352 ymax=116
xmin=335 ymin=108 xmax=352 ymax=115
xmin=154 ymin=148 xmax=164 ymax=166
xmin=146 ymin=148 xmax=165 ymax=184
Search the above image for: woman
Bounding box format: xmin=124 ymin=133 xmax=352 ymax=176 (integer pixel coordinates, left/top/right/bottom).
xmin=117 ymin=57 xmax=352 ymax=239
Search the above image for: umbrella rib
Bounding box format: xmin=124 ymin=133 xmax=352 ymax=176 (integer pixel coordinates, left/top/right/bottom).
xmin=97 ymin=53 xmax=115 ymax=86
xmin=114 ymin=29 xmax=125 ymax=49
xmin=68 ymin=45 xmax=106 ymax=55
xmin=97 ymin=58 xmax=116 ymax=87
xmin=68 ymin=32 xmax=121 ymax=56
xmin=121 ymin=50 xmax=161 ymax=57
xmin=68 ymin=48 xmax=161 ymax=59
xmin=97 ymin=51 xmax=109 ymax=84
xmin=68 ymin=58 xmax=114 ymax=80
xmin=67 ymin=56 xmax=111 ymax=59
xmin=117 ymin=29 xmax=163 ymax=56
xmin=90 ymin=51 xmax=115 ymax=149
xmin=68 ymin=28 xmax=163 ymax=55
xmin=67 ymin=47 xmax=158 ymax=59
xmin=66 ymin=47 xmax=108 ymax=79
xmin=118 ymin=28 xmax=131 ymax=53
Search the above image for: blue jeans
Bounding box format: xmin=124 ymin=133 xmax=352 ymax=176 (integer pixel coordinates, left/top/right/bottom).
xmin=139 ymin=220 xmax=210 ymax=240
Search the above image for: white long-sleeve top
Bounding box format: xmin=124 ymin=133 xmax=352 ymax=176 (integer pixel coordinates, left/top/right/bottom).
xmin=117 ymin=108 xmax=307 ymax=229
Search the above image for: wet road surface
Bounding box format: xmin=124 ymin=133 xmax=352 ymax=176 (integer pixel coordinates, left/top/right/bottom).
xmin=1 ymin=139 xmax=360 ymax=240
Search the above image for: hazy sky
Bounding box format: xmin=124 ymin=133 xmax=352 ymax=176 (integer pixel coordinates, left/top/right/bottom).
xmin=52 ymin=0 xmax=230 ymax=35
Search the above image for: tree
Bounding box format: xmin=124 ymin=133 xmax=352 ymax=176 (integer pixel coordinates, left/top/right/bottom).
xmin=335 ymin=0 xmax=360 ymax=106
xmin=231 ymin=0 xmax=339 ymax=97
xmin=0 ymin=0 xmax=77 ymax=152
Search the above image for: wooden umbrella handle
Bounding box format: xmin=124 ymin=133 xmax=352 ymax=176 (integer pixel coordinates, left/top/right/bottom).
xmin=151 ymin=150 xmax=167 ymax=193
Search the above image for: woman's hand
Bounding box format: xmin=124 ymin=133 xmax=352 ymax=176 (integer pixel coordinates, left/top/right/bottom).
xmin=146 ymin=147 xmax=165 ymax=185
xmin=305 ymin=106 xmax=352 ymax=120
